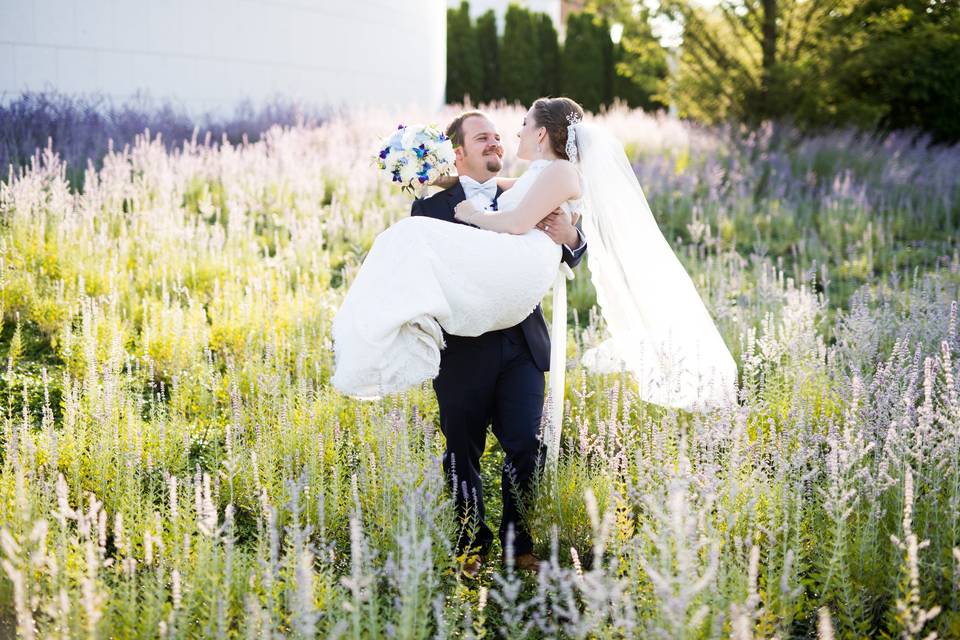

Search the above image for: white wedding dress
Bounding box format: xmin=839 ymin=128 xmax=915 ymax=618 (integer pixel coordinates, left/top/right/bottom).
xmin=333 ymin=121 xmax=738 ymax=445
xmin=331 ymin=159 xmax=573 ymax=398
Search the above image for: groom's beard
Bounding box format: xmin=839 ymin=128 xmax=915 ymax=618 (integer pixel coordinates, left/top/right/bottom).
xmin=483 ymin=152 xmax=503 ymax=172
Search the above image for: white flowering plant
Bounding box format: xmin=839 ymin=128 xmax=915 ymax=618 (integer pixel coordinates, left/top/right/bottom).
xmin=375 ymin=124 xmax=456 ymax=195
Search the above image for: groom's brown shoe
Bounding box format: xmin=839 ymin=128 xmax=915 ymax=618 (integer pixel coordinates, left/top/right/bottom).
xmin=461 ymin=554 xmax=483 ymax=579
xmin=514 ymin=552 xmax=541 ymax=573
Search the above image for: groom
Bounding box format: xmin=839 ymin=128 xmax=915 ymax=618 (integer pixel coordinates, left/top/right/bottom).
xmin=412 ymin=110 xmax=587 ymax=577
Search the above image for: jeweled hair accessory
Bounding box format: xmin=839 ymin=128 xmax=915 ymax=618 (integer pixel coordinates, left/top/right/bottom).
xmin=565 ymin=112 xmax=582 ymax=163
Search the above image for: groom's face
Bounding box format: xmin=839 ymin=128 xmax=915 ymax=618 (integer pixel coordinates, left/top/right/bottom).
xmin=456 ymin=115 xmax=503 ymax=179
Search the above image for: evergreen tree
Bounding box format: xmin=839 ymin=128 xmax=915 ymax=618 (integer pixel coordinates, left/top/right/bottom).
xmin=475 ymin=10 xmax=500 ymax=103
xmin=562 ymin=13 xmax=606 ymax=112
xmin=445 ymin=2 xmax=482 ymax=105
xmin=598 ymin=16 xmax=615 ymax=106
xmin=586 ymin=1 xmax=670 ymax=111
xmin=536 ymin=13 xmax=561 ymax=97
xmin=500 ymin=5 xmax=542 ymax=106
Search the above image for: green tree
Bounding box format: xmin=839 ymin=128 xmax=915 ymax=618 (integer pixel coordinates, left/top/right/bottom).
xmin=599 ymin=16 xmax=615 ymax=106
xmin=651 ymin=0 xmax=840 ymax=126
xmin=611 ymin=39 xmax=668 ymax=111
xmin=446 ymin=2 xmax=482 ymax=105
xmin=821 ymin=0 xmax=960 ymax=143
xmin=500 ymin=5 xmax=542 ymax=106
xmin=562 ymin=12 xmax=608 ymax=112
xmin=475 ymin=9 xmax=500 ymax=103
xmin=647 ymin=0 xmax=960 ymax=142
xmin=589 ymin=1 xmax=670 ymax=110
xmin=536 ymin=13 xmax=562 ymax=97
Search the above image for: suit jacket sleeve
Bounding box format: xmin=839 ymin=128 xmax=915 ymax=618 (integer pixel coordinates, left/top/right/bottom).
xmin=411 ymin=195 xmax=451 ymax=222
xmin=411 ymin=197 xmax=425 ymax=217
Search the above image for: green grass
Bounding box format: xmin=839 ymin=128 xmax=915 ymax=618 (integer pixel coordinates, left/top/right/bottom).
xmin=1 ymin=106 xmax=959 ymax=638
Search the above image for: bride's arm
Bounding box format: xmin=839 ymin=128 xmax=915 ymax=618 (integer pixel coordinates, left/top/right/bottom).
xmin=455 ymin=161 xmax=580 ymax=234
xmin=496 ymin=176 xmax=519 ymax=191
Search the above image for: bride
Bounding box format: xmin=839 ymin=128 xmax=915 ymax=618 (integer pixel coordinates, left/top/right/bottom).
xmin=331 ymin=97 xmax=737 ymax=417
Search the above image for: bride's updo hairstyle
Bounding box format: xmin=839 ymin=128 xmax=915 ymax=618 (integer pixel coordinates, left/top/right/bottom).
xmin=531 ymin=97 xmax=584 ymax=161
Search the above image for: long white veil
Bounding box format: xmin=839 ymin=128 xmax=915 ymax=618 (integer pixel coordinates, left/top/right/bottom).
xmin=570 ymin=121 xmax=738 ymax=412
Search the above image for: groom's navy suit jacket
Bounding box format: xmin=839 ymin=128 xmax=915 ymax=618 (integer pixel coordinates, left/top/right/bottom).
xmin=411 ymin=181 xmax=587 ymax=557
xmin=411 ymin=182 xmax=587 ymax=371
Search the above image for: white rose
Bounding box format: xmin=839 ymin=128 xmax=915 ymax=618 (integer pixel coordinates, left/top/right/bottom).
xmin=385 ymin=148 xmax=402 ymax=169
xmin=399 ymin=161 xmax=418 ymax=185
xmin=438 ymin=141 xmax=455 ymax=164
xmin=401 ymin=126 xmax=418 ymax=149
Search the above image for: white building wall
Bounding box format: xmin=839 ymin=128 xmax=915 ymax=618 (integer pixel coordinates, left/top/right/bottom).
xmin=0 ymin=0 xmax=446 ymax=114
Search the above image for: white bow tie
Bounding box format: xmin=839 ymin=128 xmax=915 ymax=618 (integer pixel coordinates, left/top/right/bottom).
xmin=459 ymin=176 xmax=498 ymax=203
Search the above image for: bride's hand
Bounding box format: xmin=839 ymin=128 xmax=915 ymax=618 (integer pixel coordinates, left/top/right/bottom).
xmin=454 ymin=200 xmax=481 ymax=224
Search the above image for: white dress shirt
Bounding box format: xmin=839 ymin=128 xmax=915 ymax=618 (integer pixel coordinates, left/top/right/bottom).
xmin=565 ymin=226 xmax=586 ymax=255
xmin=459 ymin=176 xmax=498 ymax=209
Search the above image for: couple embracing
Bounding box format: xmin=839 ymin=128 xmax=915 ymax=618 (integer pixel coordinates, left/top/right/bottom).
xmin=332 ymin=97 xmax=738 ymax=577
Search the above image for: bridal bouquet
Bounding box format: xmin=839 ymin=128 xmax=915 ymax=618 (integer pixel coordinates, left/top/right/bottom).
xmin=375 ymin=124 xmax=456 ymax=194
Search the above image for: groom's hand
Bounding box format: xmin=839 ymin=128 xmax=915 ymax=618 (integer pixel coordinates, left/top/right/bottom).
xmin=536 ymin=209 xmax=579 ymax=246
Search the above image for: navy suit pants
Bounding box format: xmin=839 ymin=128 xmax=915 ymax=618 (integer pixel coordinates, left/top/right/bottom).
xmin=433 ymin=324 xmax=545 ymax=558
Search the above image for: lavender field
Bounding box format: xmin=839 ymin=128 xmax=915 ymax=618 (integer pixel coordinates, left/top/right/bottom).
xmin=1 ymin=103 xmax=959 ymax=639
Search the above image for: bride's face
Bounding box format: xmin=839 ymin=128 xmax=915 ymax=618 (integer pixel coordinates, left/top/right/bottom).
xmin=516 ymin=108 xmax=545 ymax=161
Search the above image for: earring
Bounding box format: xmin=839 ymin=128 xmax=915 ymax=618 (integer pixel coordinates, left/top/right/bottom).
xmin=537 ymin=142 xmax=542 ymax=154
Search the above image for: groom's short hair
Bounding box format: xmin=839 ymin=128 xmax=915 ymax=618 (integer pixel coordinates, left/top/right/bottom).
xmin=446 ymin=110 xmax=487 ymax=149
